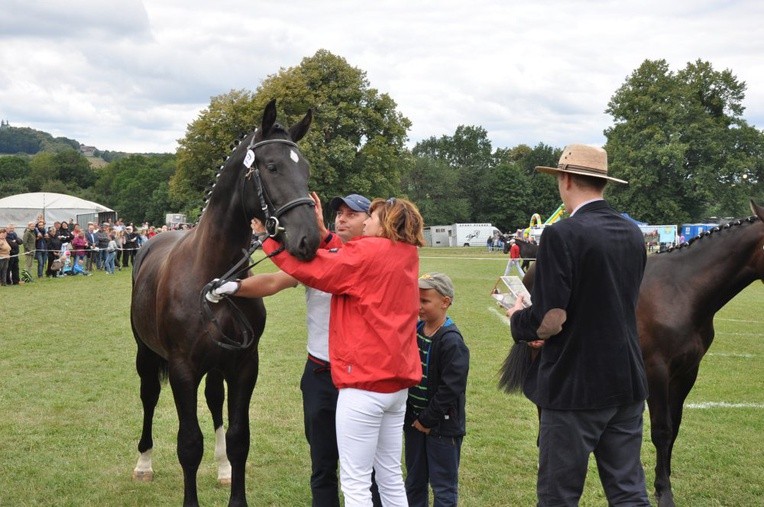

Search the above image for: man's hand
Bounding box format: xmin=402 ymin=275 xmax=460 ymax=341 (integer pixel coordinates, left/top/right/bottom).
xmin=505 ymin=295 xmax=526 ymax=319
xmin=411 ymin=419 xmax=431 ymax=435
xmin=506 ymin=296 xmax=545 ymax=349
xmin=205 ymin=279 xmax=241 ymax=303
xmin=310 ymin=191 xmax=329 ymax=240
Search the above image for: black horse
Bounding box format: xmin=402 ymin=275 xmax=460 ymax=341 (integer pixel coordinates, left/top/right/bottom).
xmin=514 ymin=238 xmax=538 ymax=271
xmin=129 ymin=99 xmax=319 ymax=507
xmin=499 ymin=200 xmax=764 ymax=506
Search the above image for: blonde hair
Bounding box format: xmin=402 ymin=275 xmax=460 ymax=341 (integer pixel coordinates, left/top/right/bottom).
xmin=368 ymin=197 xmax=425 ymax=247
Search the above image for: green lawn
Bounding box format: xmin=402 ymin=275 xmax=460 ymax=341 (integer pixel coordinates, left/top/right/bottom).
xmin=1 ymin=248 xmax=762 ymax=506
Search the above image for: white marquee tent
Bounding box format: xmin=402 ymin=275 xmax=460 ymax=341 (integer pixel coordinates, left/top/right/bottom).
xmin=0 ymin=192 xmax=114 ymax=226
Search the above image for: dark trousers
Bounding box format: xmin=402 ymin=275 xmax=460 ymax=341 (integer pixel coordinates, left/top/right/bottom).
xmin=300 ymin=356 xmax=381 ymax=507
xmin=537 ymin=401 xmax=650 ymax=507
xmin=404 ymin=425 xmax=462 ymax=507
xmin=7 ymin=255 xmax=19 ymax=284
xmin=122 ymin=247 xmax=135 ymax=267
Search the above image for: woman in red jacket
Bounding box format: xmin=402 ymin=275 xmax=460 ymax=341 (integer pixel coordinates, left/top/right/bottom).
xmin=259 ymin=196 xmax=424 ymax=506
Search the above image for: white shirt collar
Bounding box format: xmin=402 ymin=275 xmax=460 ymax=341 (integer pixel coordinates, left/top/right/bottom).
xmin=570 ymin=198 xmax=603 ymax=217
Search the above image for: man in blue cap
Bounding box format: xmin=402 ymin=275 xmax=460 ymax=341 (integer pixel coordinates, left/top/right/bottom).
xmin=208 ymin=193 xmax=381 ymax=506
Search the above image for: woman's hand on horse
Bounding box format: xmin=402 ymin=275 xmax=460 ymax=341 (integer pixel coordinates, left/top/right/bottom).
xmin=310 ymin=191 xmax=329 ymax=240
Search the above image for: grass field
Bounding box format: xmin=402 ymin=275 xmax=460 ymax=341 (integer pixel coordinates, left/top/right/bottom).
xmin=1 ymin=248 xmax=763 ymax=506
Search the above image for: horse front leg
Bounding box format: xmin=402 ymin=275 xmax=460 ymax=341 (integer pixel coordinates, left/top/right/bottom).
xmin=205 ymin=370 xmax=232 ymax=485
xmin=169 ymin=364 xmax=205 ymax=507
xmin=133 ymin=343 xmax=166 ymax=481
xmin=225 ymin=358 xmax=259 ymax=507
xmin=646 ymin=362 xmax=675 ymax=507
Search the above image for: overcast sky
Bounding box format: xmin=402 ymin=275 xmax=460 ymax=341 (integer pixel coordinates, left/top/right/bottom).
xmin=2 ymin=0 xmax=763 ymax=154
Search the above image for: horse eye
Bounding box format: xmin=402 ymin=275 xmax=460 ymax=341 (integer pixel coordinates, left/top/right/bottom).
xmin=266 ymin=163 xmax=277 ymax=173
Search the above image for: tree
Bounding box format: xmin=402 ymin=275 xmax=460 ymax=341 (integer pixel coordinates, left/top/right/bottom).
xmin=486 ymin=144 xmax=562 ymax=232
xmin=412 ymin=125 xmax=494 ymax=222
xmin=96 ymin=154 xmax=177 ymax=225
xmin=172 ymin=50 xmax=412 ymax=218
xmin=400 ymin=155 xmax=470 ymax=225
xmin=605 ymin=59 xmax=764 ymax=222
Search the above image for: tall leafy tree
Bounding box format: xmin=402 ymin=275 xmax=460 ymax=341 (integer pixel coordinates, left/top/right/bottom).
xmin=412 ymin=125 xmax=494 ymax=221
xmin=400 ymin=155 xmax=470 ymax=226
xmin=486 ymin=143 xmax=562 ymax=232
xmin=171 ymin=50 xmax=412 ymax=217
xmin=96 ymin=154 xmax=177 ymax=225
xmin=605 ymin=59 xmax=764 ymax=222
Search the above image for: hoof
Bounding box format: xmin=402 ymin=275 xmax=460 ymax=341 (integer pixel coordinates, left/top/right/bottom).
xmin=217 ymin=477 xmax=232 ymax=487
xmin=132 ymin=469 xmax=154 ymax=482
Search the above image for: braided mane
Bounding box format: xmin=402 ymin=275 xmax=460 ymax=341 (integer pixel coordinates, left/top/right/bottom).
xmin=657 ymin=215 xmax=759 ymax=255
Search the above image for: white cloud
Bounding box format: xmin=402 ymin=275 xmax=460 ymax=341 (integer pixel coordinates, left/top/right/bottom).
xmin=1 ymin=0 xmax=762 ymax=153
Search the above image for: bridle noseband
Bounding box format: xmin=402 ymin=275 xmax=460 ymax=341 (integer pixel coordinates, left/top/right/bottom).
xmin=242 ymin=136 xmax=315 ymax=238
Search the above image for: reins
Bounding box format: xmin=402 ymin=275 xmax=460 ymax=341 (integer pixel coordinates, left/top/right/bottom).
xmin=199 ymin=239 xmax=283 ymax=351
xmin=200 ymin=134 xmax=311 ymax=351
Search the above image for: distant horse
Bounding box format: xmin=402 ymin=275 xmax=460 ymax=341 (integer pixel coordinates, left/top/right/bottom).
xmin=514 ymin=238 xmax=538 ymax=271
xmin=499 ymin=200 xmax=764 ymax=507
xmin=130 ymin=99 xmax=319 ymax=507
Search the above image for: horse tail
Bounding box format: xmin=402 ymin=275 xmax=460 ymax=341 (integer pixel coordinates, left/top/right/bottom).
xmin=498 ymin=342 xmax=534 ymax=393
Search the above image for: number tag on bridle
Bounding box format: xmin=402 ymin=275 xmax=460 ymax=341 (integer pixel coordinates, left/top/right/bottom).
xmin=290 ymin=150 xmax=299 ymax=163
xmin=244 ymin=150 xmax=255 ymax=169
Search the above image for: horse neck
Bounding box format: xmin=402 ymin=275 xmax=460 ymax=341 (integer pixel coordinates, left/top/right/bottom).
xmin=668 ymin=222 xmax=761 ymax=314
xmin=194 ymin=162 xmax=254 ymax=268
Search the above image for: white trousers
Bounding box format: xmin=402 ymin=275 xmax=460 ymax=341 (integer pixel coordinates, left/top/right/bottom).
xmin=336 ymin=387 xmax=409 ymax=507
xmin=504 ymin=259 xmax=525 ymax=276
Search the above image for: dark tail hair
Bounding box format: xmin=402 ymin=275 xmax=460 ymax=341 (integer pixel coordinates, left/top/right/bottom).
xmin=498 ymin=342 xmax=534 ymax=393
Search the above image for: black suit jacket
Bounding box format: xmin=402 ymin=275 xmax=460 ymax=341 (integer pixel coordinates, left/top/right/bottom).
xmin=511 ymin=200 xmax=648 ymax=410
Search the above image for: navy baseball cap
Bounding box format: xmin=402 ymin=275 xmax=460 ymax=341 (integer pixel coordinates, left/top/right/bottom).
xmin=329 ymin=194 xmax=371 ymax=213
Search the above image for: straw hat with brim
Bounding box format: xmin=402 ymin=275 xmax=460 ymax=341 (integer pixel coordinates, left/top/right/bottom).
xmin=535 ymin=144 xmax=628 ymax=184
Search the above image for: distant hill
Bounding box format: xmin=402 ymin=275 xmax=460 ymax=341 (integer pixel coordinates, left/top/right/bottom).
xmin=0 ymin=122 xmax=155 ymax=164
xmin=0 ymin=123 xmax=81 ymax=155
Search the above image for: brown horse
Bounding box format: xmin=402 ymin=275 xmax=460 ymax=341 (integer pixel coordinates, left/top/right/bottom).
xmin=130 ymin=99 xmax=319 ymax=507
xmin=499 ymin=200 xmax=764 ymax=506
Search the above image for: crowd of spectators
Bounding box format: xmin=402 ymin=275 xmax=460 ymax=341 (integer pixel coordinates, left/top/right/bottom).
xmin=2 ymin=215 xmax=186 ymax=286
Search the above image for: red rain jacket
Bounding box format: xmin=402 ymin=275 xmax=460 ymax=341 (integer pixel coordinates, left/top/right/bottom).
xmin=263 ymin=235 xmax=422 ymax=393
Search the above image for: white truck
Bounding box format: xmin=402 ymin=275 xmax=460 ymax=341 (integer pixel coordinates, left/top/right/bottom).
xmin=449 ymin=223 xmax=501 ymax=247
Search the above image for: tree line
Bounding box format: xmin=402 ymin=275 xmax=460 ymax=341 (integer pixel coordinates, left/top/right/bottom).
xmin=1 ymin=50 xmax=762 ymax=231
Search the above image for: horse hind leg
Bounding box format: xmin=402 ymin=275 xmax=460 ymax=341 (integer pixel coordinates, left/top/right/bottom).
xmin=205 ymin=370 xmax=232 ymax=485
xmin=133 ymin=342 xmax=168 ymax=482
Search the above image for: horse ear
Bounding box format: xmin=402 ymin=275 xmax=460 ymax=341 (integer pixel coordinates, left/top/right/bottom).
xmin=751 ymin=199 xmax=764 ymax=221
xmin=261 ymin=99 xmax=277 ymax=136
xmin=289 ymin=108 xmax=313 ymax=142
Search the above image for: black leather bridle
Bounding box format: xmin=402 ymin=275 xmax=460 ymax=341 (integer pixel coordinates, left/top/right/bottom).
xmin=242 ymin=136 xmax=315 ymax=238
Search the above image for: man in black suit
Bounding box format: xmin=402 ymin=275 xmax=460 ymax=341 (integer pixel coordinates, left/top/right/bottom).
xmin=507 ymin=144 xmax=650 ymax=506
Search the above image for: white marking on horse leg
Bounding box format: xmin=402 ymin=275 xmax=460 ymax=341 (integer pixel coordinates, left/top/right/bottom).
xmin=215 ymin=426 xmax=232 ymax=485
xmin=132 ymin=449 xmax=154 ymax=481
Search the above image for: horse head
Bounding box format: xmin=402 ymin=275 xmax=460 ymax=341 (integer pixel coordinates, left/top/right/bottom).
xmin=235 ymin=99 xmax=320 ymax=261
